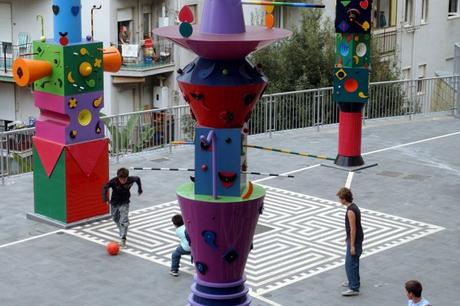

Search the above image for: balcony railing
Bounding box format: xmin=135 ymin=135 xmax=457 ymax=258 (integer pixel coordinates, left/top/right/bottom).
xmin=118 ymin=38 xmax=174 ymax=71
xmin=373 ymin=28 xmax=397 ymax=55
xmin=1 ymin=75 xmax=458 ymax=183
xmin=0 ymin=39 xmax=174 ymax=76
xmin=0 ymin=42 xmax=33 ymax=75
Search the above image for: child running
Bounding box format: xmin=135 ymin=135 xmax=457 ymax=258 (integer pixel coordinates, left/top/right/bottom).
xmin=102 ymin=167 xmax=142 ymax=248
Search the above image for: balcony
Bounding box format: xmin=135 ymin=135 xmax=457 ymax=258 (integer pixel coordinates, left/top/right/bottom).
xmin=113 ymin=38 xmax=175 ymax=80
xmin=0 ymin=42 xmax=32 ymax=81
xmin=372 ymin=27 xmax=397 ymax=58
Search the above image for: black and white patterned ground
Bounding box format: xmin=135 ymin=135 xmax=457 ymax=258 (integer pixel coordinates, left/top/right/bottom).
xmin=69 ymin=185 xmax=444 ymax=295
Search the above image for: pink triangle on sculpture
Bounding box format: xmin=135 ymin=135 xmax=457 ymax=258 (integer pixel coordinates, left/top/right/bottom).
xmin=33 ymin=137 xmax=65 ymax=177
xmin=67 ymin=139 xmax=108 ymax=176
xmin=179 ymin=5 xmax=194 ymax=23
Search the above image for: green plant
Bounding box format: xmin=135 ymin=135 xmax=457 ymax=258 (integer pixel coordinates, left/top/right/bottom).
xmin=249 ymin=10 xmax=406 ymax=127
xmin=12 ymin=152 xmax=33 ymax=173
xmin=101 ymin=113 xmax=155 ymax=154
xmin=181 ymin=113 xmax=196 ymax=141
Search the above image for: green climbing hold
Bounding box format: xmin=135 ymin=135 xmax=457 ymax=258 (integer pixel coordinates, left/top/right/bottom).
xmin=179 ymin=22 xmax=193 ymax=38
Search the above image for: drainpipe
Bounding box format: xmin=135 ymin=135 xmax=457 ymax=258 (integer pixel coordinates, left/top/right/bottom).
xmin=410 ymin=25 xmax=416 ymax=119
xmin=138 ymin=0 xmax=142 ymax=44
xmin=2 ymin=43 xmax=7 ymax=74
xmin=455 ymin=43 xmax=460 ymax=117
xmin=1 ymin=132 xmax=4 ymax=185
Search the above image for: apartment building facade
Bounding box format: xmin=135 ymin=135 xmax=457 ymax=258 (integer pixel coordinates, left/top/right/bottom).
xmin=0 ymin=0 xmax=202 ymax=128
xmin=244 ymin=0 xmax=460 ymax=78
xmin=1 ymin=0 xmax=459 ymax=128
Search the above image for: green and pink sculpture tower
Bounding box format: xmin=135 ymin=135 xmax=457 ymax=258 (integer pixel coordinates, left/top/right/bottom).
xmin=13 ymin=0 xmax=121 ymax=226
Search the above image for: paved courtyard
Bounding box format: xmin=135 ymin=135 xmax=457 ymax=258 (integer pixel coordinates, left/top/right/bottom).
xmin=0 ymin=115 xmax=459 ymax=305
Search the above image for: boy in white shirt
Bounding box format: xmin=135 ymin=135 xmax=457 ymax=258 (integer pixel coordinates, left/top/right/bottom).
xmin=405 ymin=280 xmax=431 ymax=306
xmin=170 ymin=214 xmax=191 ymax=276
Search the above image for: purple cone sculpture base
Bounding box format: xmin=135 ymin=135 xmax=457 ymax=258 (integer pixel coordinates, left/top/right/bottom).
xmin=177 ymin=183 xmax=265 ymax=305
xmin=188 ymin=276 xmax=250 ymax=306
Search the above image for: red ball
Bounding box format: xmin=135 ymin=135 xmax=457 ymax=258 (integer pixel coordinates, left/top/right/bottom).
xmin=106 ymin=241 xmax=120 ymax=256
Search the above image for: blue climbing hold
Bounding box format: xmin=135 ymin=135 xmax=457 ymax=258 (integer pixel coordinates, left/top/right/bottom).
xmin=202 ymin=230 xmax=217 ymax=249
xmin=196 ymin=262 xmax=207 ymax=274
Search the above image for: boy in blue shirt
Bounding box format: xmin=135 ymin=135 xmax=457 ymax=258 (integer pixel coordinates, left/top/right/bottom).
xmin=405 ymin=280 xmax=431 ymax=306
xmin=170 ymin=214 xmax=191 ymax=276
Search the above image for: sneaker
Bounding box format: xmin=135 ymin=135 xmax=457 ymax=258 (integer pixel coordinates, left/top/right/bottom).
xmin=341 ymin=281 xmax=349 ymax=287
xmin=120 ymin=238 xmax=126 ymax=248
xmin=342 ymin=289 xmax=359 ymax=296
xmin=169 ymin=270 xmax=179 ymax=277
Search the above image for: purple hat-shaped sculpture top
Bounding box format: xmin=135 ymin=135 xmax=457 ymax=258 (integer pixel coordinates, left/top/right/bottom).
xmin=200 ymin=0 xmax=246 ymax=34
xmin=153 ymin=0 xmax=291 ymax=60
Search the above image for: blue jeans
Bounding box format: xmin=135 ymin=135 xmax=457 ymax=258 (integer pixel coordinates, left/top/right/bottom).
xmin=171 ymin=245 xmax=191 ymax=272
xmin=345 ymin=241 xmax=362 ymax=291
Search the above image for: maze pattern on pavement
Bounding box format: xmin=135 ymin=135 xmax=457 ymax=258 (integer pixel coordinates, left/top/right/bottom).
xmin=69 ymin=185 xmax=444 ymax=294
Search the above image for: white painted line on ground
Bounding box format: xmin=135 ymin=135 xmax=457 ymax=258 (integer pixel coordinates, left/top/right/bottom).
xmin=249 ymin=289 xmax=283 ymax=306
xmin=362 ymin=131 xmax=460 ymax=156
xmin=65 ymin=184 xmax=445 ymax=296
xmin=0 ymin=230 xmax=62 ymax=249
xmin=253 ymin=164 xmax=321 ymax=183
xmin=253 ymin=130 xmax=460 ymax=183
xmin=345 ymin=171 xmax=354 ymax=188
xmin=64 ymin=229 xmax=194 ymax=274
xmin=1 ymin=131 xmax=456 ymax=258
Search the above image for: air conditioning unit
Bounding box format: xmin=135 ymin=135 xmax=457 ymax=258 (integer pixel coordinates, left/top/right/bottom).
xmin=153 ymin=86 xmax=169 ymax=109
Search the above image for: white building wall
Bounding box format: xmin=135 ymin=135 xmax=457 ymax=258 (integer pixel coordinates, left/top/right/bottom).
xmin=3 ymin=0 xmax=51 ymax=123
xmin=10 ymin=0 xmax=51 ymax=43
xmin=0 ymin=83 xmax=16 ymax=121
xmin=15 ymin=87 xmax=38 ymax=124
xmin=398 ymin=0 xmax=460 ymax=78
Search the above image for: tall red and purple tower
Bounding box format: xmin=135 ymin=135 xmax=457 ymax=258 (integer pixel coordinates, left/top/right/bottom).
xmin=333 ymin=0 xmax=372 ymax=167
xmin=155 ymin=0 xmax=291 ymax=304
xmin=12 ymin=0 xmax=121 ymax=226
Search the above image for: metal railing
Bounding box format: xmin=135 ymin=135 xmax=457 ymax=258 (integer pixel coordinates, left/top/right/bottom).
xmin=373 ymin=28 xmax=397 ymax=55
xmin=0 ymin=127 xmax=35 ymax=185
xmin=101 ymin=105 xmax=191 ymax=162
xmin=1 ymin=42 xmax=33 ymax=75
xmin=1 ymin=75 xmax=458 ymax=183
xmin=0 ymin=39 xmax=174 ymax=75
xmin=118 ymin=38 xmax=174 ymax=70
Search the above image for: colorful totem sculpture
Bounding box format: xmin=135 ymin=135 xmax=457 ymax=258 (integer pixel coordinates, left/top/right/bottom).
xmin=154 ymin=0 xmax=291 ymax=304
xmin=12 ymin=0 xmax=122 ymax=226
xmin=333 ymin=0 xmax=372 ymax=167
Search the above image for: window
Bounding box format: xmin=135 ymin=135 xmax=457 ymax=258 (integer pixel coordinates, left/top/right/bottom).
xmin=421 ymin=0 xmax=429 ymax=23
xmin=0 ymin=3 xmax=12 ymax=43
xmin=274 ymin=6 xmax=283 ymax=28
xmin=417 ymin=64 xmax=426 ymax=93
xmin=373 ymin=0 xmax=397 ymax=29
xmin=188 ymin=4 xmax=198 ymax=24
xmin=449 ymin=0 xmax=459 ymax=17
xmin=118 ymin=21 xmax=132 ymax=45
xmin=402 ymin=68 xmax=411 ymax=80
xmin=404 ymin=0 xmax=413 ymax=24
xmin=117 ymin=8 xmax=134 ymax=45
xmin=144 ymin=13 xmax=152 ymax=36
